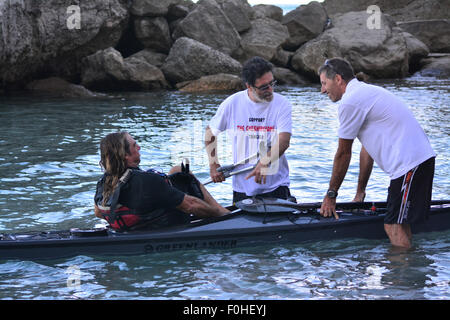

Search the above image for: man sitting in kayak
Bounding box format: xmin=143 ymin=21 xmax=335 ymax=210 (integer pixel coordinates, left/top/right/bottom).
xmin=94 ymin=131 xmax=229 ymax=231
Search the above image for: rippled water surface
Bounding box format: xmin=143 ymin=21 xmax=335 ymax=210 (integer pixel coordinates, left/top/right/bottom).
xmin=0 ymin=76 xmax=449 ymax=299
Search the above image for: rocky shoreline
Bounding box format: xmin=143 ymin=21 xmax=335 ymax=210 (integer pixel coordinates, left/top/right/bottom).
xmin=0 ymin=0 xmax=449 ymax=97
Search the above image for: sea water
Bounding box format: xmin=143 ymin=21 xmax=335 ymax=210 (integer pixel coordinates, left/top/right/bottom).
xmin=0 ymin=76 xmax=449 ymax=300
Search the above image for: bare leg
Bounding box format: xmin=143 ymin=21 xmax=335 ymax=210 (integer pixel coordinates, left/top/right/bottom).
xmin=169 ymin=166 xmax=230 ymax=214
xmin=384 ymin=224 xmax=412 ymax=249
xmin=168 ymin=165 xmax=182 ymax=175
xmin=197 ymin=182 xmax=230 ymax=214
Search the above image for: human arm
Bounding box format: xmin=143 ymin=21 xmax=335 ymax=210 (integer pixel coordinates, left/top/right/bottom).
xmin=176 ymin=194 xmax=226 ymax=218
xmin=138 ymin=172 xmax=226 ymax=218
xmin=94 ymin=204 xmax=103 ymax=219
xmin=353 ymin=146 xmax=373 ymax=202
xmin=320 ymin=138 xmax=353 ymax=219
xmin=205 ymin=126 xmax=225 ymax=183
xmin=245 ymin=132 xmax=291 ymax=184
xmin=94 ymin=178 xmax=105 ymax=219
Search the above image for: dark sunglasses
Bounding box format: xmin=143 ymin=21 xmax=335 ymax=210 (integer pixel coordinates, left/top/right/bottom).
xmin=253 ymin=80 xmax=277 ymax=91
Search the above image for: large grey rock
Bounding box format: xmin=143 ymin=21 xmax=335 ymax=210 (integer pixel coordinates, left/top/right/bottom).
xmin=402 ymin=32 xmax=429 ymax=70
xmin=172 ymin=0 xmax=241 ymax=56
xmin=323 ymin=0 xmax=450 ymax=21
xmin=216 ymin=0 xmax=252 ymax=33
xmin=291 ymin=33 xmax=342 ymax=79
xmin=177 ymin=73 xmax=245 ymax=92
xmin=128 ymin=49 xmax=168 ymax=68
xmin=167 ymin=0 xmax=195 ymax=21
xmin=251 ymin=4 xmax=283 ymax=22
xmin=387 ymin=0 xmax=450 ymax=21
xmin=272 ymin=48 xmax=294 ymax=68
xmin=0 ymin=0 xmax=129 ymax=87
xmin=292 ymin=11 xmax=409 ymax=79
xmin=134 ymin=17 xmax=173 ymax=53
xmin=161 ymin=37 xmax=242 ymax=84
xmin=398 ymin=20 xmax=450 ymax=53
xmin=81 ymin=47 xmax=169 ymax=91
xmin=26 ymin=77 xmax=99 ymax=98
xmin=239 ymin=18 xmax=290 ymax=63
xmin=131 ymin=0 xmax=178 ymax=17
xmin=273 ymin=67 xmax=310 ymax=85
xmin=282 ymin=1 xmax=328 ymax=50
xmin=417 ymin=55 xmax=450 ymax=78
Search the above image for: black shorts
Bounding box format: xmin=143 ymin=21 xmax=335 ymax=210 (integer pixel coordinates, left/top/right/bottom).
xmin=168 ymin=172 xmax=204 ymax=200
xmin=233 ymin=185 xmax=294 ymax=204
xmin=384 ymin=157 xmax=435 ymax=225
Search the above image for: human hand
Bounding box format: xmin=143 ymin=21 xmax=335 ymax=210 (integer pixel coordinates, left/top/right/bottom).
xmin=209 ymin=163 xmax=225 ymax=183
xmin=245 ymin=162 xmax=268 ymax=184
xmin=320 ymin=195 xmax=339 ymax=219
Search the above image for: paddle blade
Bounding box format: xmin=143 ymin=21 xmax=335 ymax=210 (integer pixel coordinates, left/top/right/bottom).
xmin=235 ymin=198 xmax=301 ymax=213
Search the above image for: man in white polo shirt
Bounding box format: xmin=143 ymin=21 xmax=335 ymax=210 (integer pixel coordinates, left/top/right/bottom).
xmin=205 ymin=56 xmax=293 ymax=203
xmin=318 ymin=57 xmax=436 ymax=249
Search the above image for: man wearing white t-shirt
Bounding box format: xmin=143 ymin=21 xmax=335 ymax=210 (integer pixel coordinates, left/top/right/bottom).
xmin=205 ymin=57 xmax=293 ymax=203
xmin=318 ymin=58 xmax=436 ymax=249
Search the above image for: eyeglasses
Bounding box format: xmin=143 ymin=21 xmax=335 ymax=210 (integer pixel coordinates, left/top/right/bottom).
xmin=253 ymin=80 xmax=277 ymax=91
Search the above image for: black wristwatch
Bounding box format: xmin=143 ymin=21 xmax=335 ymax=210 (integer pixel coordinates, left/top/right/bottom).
xmin=327 ymin=189 xmax=338 ymax=199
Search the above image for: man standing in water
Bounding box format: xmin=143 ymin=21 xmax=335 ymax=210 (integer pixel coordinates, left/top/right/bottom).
xmin=318 ymin=58 xmax=436 ymax=249
xmin=205 ymin=56 xmax=293 ymax=203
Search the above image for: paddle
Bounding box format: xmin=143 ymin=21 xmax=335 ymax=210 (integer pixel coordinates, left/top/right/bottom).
xmin=235 ymin=197 xmax=450 ymax=214
xmin=203 ymin=164 xmax=256 ymax=186
xmin=203 ymin=140 xmax=266 ymax=185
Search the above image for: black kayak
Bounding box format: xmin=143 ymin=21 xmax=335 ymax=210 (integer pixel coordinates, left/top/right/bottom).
xmin=1 ymin=198 xmax=449 ymax=261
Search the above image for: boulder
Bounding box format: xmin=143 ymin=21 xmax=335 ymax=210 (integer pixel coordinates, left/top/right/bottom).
xmin=128 ymin=49 xmax=167 ymax=68
xmin=130 ymin=0 xmax=178 ymax=17
xmin=177 ymin=73 xmax=245 ymax=92
xmin=273 ymin=68 xmax=310 ymax=85
xmin=167 ymin=1 xmax=195 ymax=21
xmin=134 ymin=17 xmax=173 ymax=53
xmin=281 ymin=1 xmax=328 ymax=50
xmin=161 ymin=37 xmax=242 ymax=84
xmin=251 ymin=4 xmax=283 ymax=22
xmin=416 ymin=55 xmax=450 ymax=78
xmin=402 ymin=32 xmax=429 ymax=72
xmin=25 ymin=77 xmax=99 ymax=98
xmin=172 ymin=0 xmax=241 ymax=56
xmin=81 ymin=47 xmax=169 ymax=91
xmin=291 ymin=11 xmax=409 ymax=79
xmin=291 ymin=33 xmax=342 ymax=79
xmin=387 ymin=0 xmax=450 ymax=21
xmin=398 ymin=20 xmax=450 ymax=53
xmin=216 ymin=0 xmax=252 ymax=33
xmin=239 ymin=18 xmax=290 ymax=63
xmin=0 ymin=0 xmax=129 ymax=88
xmin=272 ymin=48 xmax=294 ymax=68
xmin=322 ymin=0 xmax=450 ymax=21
